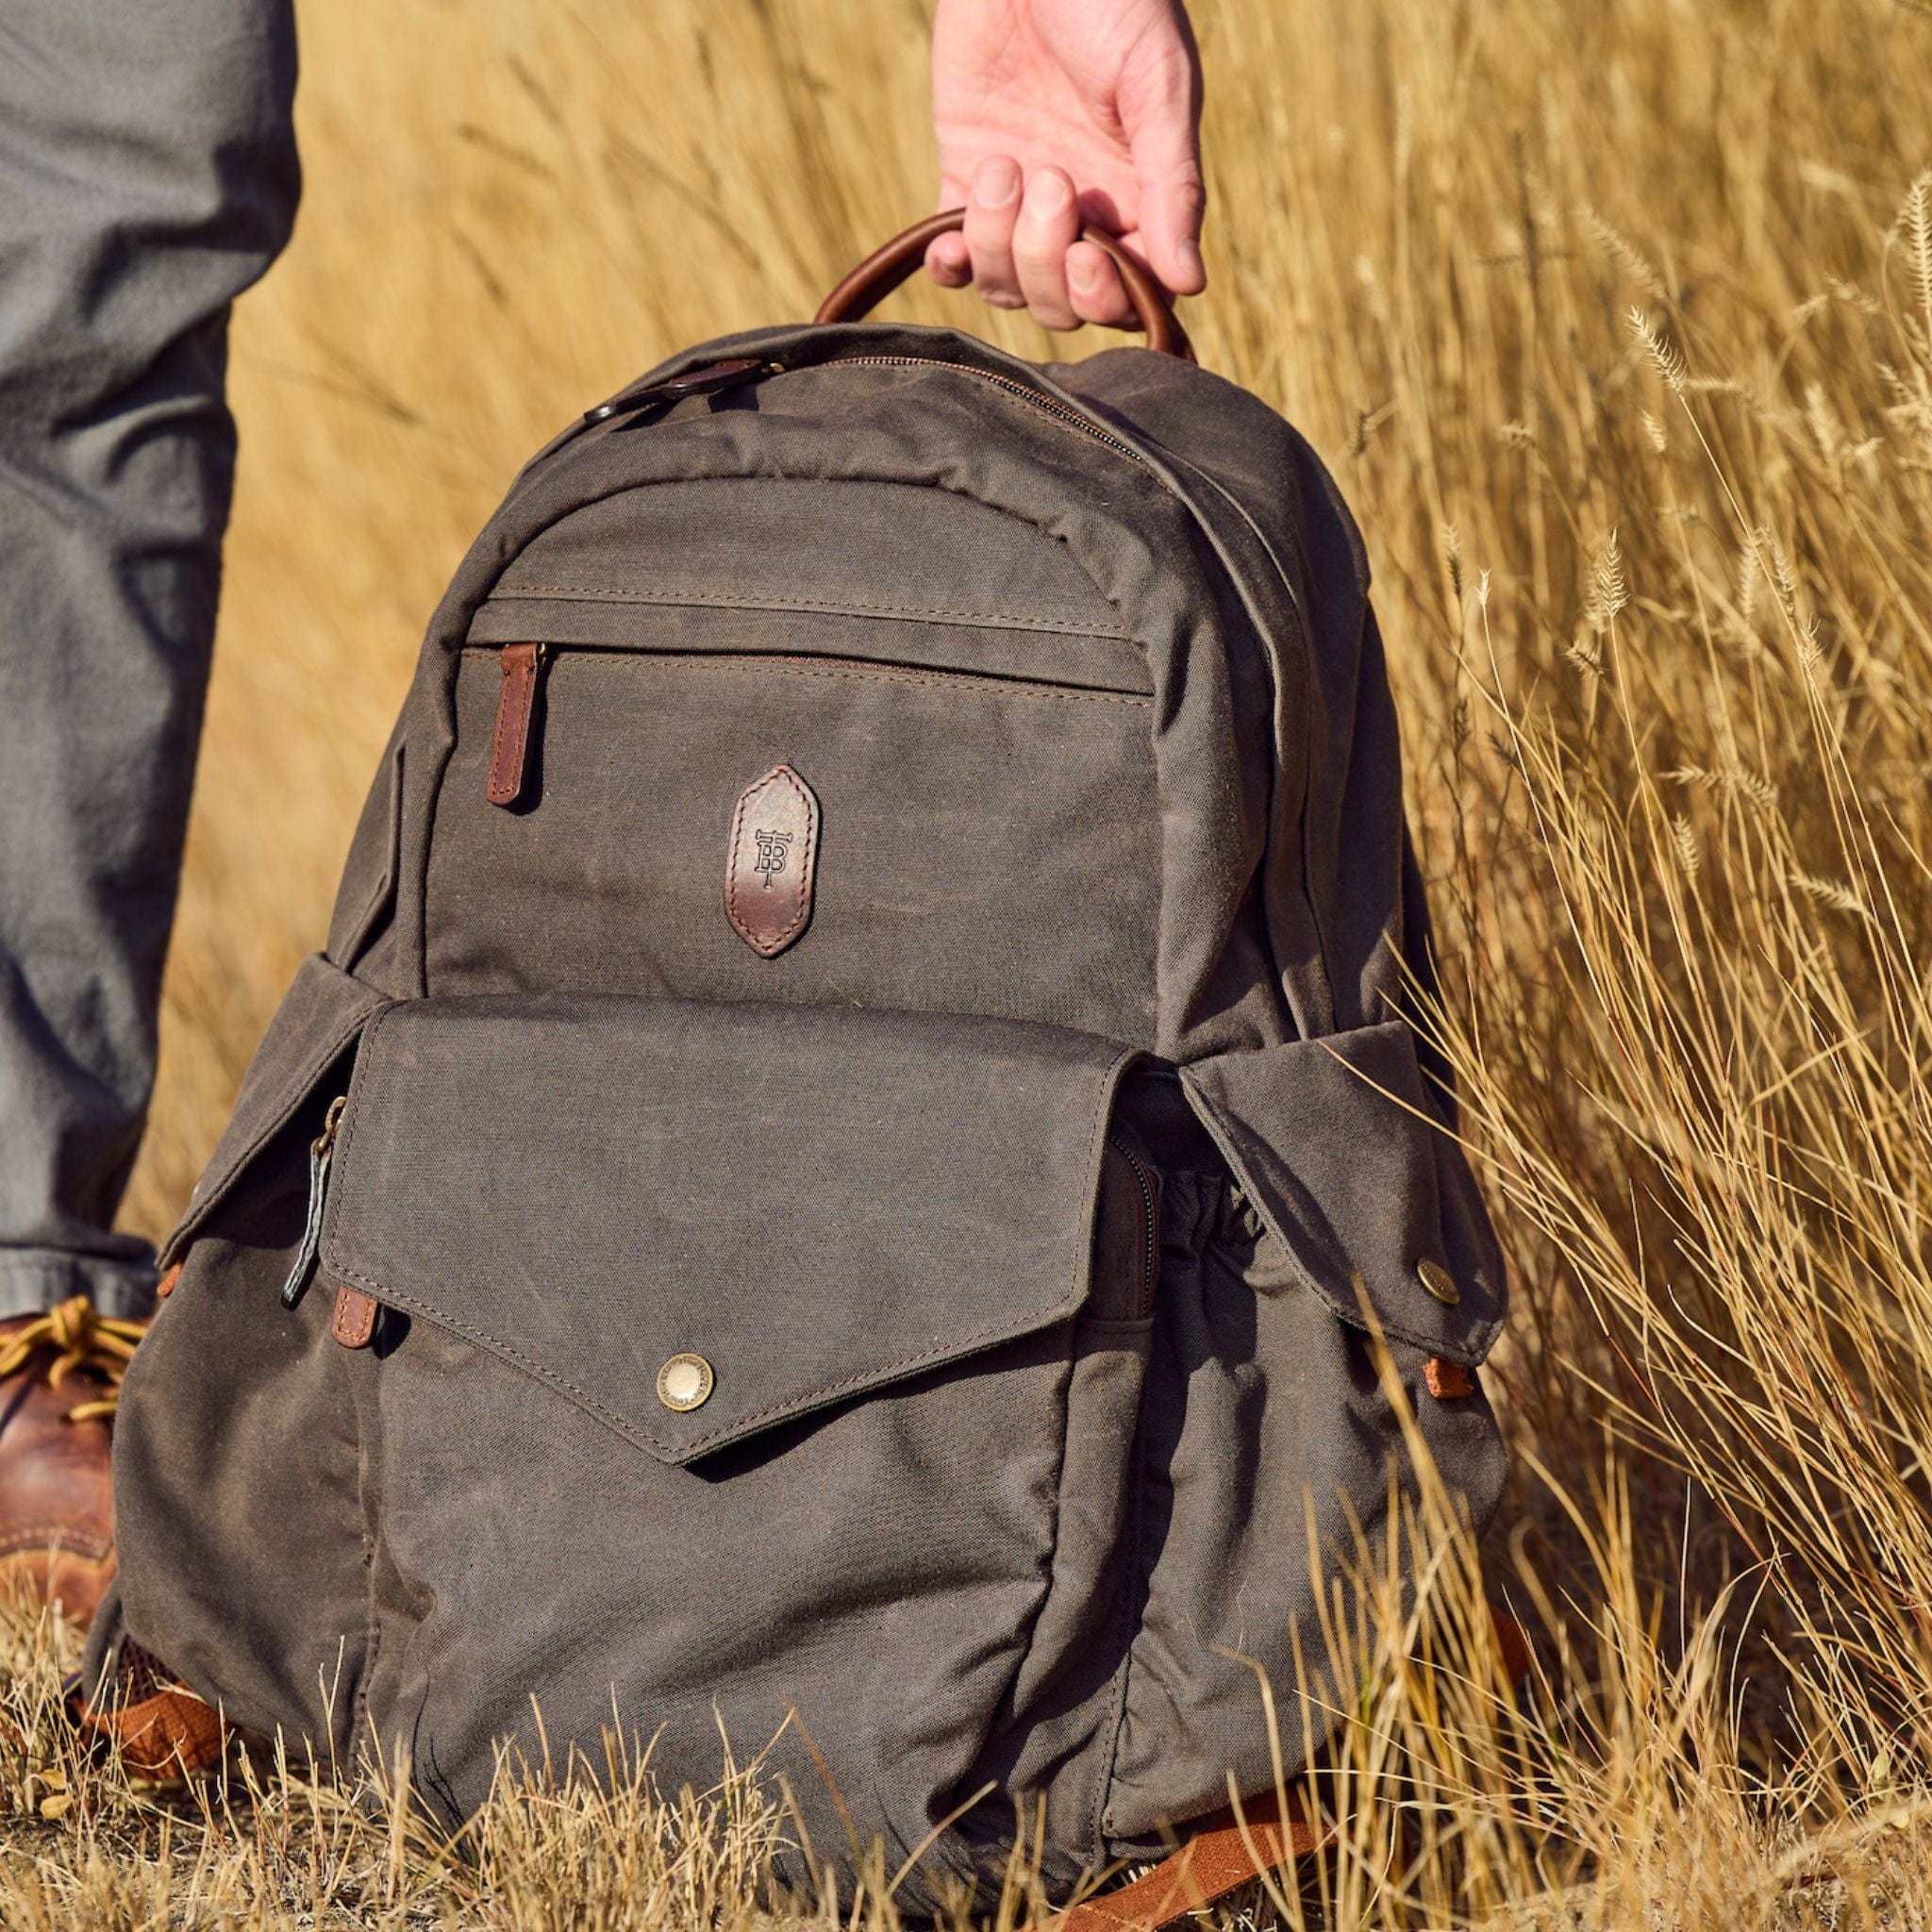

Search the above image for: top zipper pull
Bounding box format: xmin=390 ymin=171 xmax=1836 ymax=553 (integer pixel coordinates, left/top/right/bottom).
xmin=486 ymin=642 xmax=547 ymax=808
xmin=582 ymin=357 xmax=774 ymax=426
xmin=281 ymin=1095 xmax=346 ymax=1310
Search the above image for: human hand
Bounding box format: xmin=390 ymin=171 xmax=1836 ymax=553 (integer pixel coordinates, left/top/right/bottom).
xmin=927 ymin=0 xmax=1205 ymax=332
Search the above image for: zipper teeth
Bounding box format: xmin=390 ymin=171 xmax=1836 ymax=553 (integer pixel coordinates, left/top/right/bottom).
xmin=830 ymin=357 xmax=1145 ymax=464
xmin=1107 ymin=1135 xmax=1159 ymax=1319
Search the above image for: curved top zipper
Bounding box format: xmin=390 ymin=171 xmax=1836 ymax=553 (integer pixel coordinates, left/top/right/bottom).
xmin=827 ymin=356 xmax=1146 ymax=465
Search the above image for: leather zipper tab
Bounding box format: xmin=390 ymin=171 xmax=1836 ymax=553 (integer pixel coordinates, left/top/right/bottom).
xmin=281 ymin=1095 xmax=346 ymax=1309
xmin=486 ymin=642 xmax=545 ymax=808
xmin=331 ymin=1283 xmax=379 ymax=1350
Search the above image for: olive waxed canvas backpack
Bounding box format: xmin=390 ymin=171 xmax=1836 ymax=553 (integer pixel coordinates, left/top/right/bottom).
xmin=84 ymin=216 xmax=1509 ymax=1911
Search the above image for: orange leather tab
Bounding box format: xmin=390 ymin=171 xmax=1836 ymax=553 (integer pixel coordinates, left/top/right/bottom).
xmin=331 ymin=1283 xmax=378 ymax=1349
xmin=72 ymin=1641 xmax=226 ymax=1784
xmin=1050 ymin=1790 xmax=1323 ymax=1932
xmin=486 ymin=642 xmax=543 ymax=807
xmin=156 ymin=1262 xmax=183 ymax=1301
xmin=725 ymin=763 xmax=821 ymax=957
xmin=1424 ymin=1357 xmax=1475 ymax=1399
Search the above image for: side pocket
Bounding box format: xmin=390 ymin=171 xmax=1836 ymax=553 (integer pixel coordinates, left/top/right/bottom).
xmin=326 ymin=733 xmax=406 ymax=973
xmin=963 ymin=1138 xmax=1159 ymax=1878
xmin=161 ymin=954 xmax=390 ymax=1268
xmin=1179 ymin=1022 xmax=1507 ymax=1363
xmin=114 ymin=959 xmax=391 ymax=1768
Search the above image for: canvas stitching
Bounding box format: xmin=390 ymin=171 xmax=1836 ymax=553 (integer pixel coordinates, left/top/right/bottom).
xmin=490 ymin=581 xmax=1137 ymax=642
xmin=1091 ymin=1430 xmax=1148 ymax=1852
xmin=625 ymin=652 xmax=1151 ymax=709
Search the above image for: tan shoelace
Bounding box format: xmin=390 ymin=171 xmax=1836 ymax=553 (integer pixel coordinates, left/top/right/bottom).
xmin=0 ymin=1295 xmax=146 ymax=1424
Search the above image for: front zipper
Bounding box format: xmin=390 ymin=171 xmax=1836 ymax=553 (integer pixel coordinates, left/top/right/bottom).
xmin=488 ymin=352 xmax=1153 ymax=808
xmin=827 ymin=356 xmax=1147 ymax=466
xmin=281 ymin=1094 xmax=346 ymax=1309
xmin=1107 ymin=1133 xmax=1161 ymax=1320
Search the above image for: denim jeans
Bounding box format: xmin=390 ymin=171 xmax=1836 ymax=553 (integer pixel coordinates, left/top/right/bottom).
xmin=0 ymin=0 xmax=300 ymax=1316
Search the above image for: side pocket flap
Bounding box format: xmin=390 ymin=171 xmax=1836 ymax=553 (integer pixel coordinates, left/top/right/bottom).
xmin=318 ymin=995 xmax=1137 ymax=1464
xmin=161 ymin=955 xmax=391 ymax=1267
xmin=1181 ymin=1022 xmax=1506 ymax=1364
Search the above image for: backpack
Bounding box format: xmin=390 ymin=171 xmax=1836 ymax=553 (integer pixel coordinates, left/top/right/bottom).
xmin=88 ymin=215 xmax=1509 ymax=1912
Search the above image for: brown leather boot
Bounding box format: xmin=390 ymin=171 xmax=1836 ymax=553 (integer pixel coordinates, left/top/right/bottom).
xmin=0 ymin=1296 xmax=146 ymax=1627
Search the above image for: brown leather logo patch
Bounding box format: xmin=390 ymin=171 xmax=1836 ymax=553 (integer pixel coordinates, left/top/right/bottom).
xmin=726 ymin=764 xmax=820 ymax=958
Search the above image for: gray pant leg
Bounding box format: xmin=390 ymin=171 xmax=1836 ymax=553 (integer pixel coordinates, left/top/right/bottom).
xmin=0 ymin=0 xmax=299 ymax=1318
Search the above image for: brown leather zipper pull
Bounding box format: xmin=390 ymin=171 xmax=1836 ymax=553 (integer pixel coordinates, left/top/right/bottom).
xmin=486 ymin=642 xmax=545 ymax=808
xmin=331 ymin=1282 xmax=378 ymax=1350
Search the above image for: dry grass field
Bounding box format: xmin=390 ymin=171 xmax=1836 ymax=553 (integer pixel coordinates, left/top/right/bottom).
xmin=6 ymin=0 xmax=1932 ymax=1923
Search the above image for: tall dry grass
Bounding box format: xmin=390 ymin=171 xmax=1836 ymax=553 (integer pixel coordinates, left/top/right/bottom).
xmin=18 ymin=0 xmax=1927 ymax=1922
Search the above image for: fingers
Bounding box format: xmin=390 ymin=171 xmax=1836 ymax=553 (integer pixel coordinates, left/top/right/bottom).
xmin=925 ymin=227 xmax=971 ymax=289
xmin=962 ymin=155 xmax=1024 ymax=308
xmin=1012 ymin=167 xmax=1081 ymax=329
xmin=937 ymin=158 xmax=1141 ymax=331
xmin=1066 ymin=240 xmax=1134 ymax=328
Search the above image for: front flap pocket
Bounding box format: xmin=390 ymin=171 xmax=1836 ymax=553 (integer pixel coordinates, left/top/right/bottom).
xmin=1181 ymin=1021 xmax=1507 ymax=1365
xmin=318 ymin=995 xmax=1136 ymax=1462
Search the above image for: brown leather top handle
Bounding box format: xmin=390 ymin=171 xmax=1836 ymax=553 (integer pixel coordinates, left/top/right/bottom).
xmin=816 ymin=209 xmax=1194 ymax=362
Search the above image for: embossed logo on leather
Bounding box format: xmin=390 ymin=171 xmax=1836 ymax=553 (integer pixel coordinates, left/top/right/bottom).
xmin=752 ymin=828 xmax=793 ymax=884
xmin=726 ymin=764 xmax=819 ymax=958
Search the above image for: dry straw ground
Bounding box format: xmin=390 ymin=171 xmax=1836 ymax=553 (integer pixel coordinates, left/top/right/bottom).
xmin=6 ymin=0 xmax=1932 ymax=1923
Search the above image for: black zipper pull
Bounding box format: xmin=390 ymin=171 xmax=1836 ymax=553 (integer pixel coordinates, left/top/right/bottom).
xmin=582 ymin=357 xmax=774 ymax=426
xmin=281 ymin=1095 xmax=346 ymax=1309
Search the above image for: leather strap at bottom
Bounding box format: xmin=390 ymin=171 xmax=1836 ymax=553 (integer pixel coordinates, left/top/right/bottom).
xmin=1041 ymin=1602 xmax=1530 ymax=1932
xmin=1049 ymin=1790 xmax=1323 ymax=1932
xmin=68 ymin=1641 xmax=227 ymax=1785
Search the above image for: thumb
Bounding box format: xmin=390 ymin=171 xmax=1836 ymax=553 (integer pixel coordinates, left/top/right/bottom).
xmin=1122 ymin=50 xmax=1206 ymax=294
xmin=1137 ymin=159 xmax=1207 ymax=296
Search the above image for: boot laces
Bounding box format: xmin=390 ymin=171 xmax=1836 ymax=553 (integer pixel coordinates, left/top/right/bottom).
xmin=0 ymin=1296 xmax=145 ymax=1425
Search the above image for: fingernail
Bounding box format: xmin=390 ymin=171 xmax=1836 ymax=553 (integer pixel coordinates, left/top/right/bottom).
xmin=1070 ymin=253 xmax=1098 ymax=291
xmin=1178 ymin=238 xmax=1203 ymax=280
xmin=1029 ymin=171 xmax=1071 ymax=214
xmin=974 ymin=158 xmax=1019 ymax=208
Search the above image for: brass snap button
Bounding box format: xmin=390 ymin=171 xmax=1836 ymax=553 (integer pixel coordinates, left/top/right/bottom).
xmin=1416 ymin=1259 xmax=1461 ymax=1307
xmin=657 ymin=1353 xmax=714 ymax=1412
